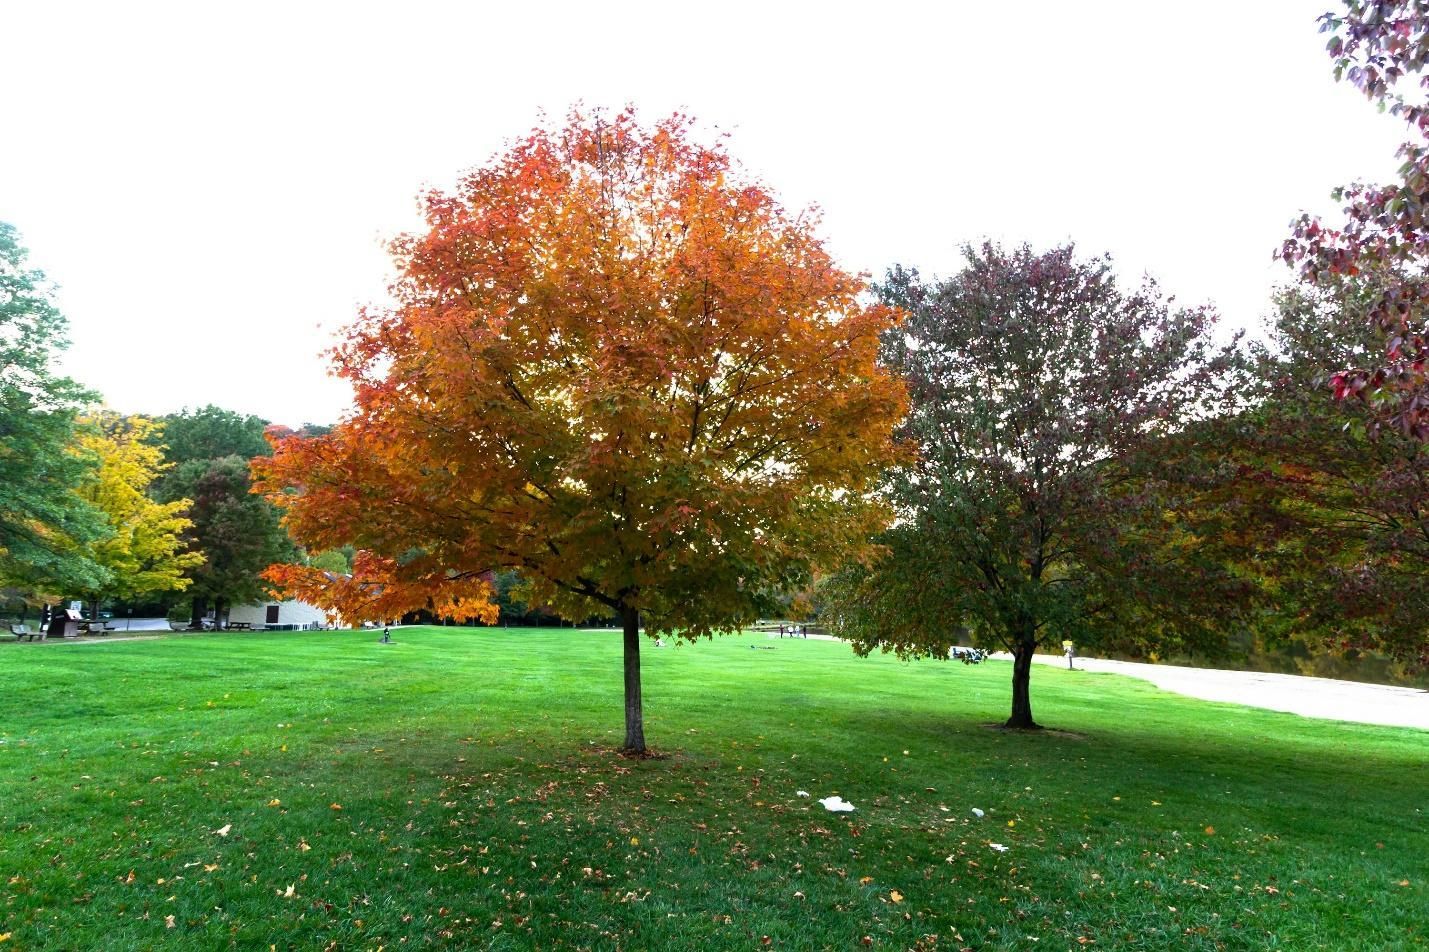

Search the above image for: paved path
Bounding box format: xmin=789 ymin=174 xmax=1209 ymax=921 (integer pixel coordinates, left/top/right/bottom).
xmin=763 ymin=632 xmax=1427 ymax=730
xmin=999 ymin=652 xmax=1429 ymax=731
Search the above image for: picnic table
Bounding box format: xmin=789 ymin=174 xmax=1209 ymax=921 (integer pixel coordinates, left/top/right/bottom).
xmin=751 ymin=623 xmax=810 ymax=638
xmin=225 ymin=621 xmax=254 ymax=631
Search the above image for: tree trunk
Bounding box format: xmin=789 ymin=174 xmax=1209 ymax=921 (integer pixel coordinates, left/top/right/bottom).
xmin=189 ymin=596 xmax=207 ymax=630
xmin=621 ymin=605 xmax=646 ymax=753
xmin=1006 ymin=634 xmax=1041 ymax=729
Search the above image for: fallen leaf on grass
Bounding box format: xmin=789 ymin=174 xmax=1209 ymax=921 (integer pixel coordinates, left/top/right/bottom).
xmin=214 ymin=824 xmax=231 ymax=837
xmin=329 ymin=803 xmax=342 ymax=811
xmin=279 ymin=884 xmax=295 ymax=898
xmin=889 ymin=890 xmax=904 ymax=903
xmin=164 ymin=915 xmax=175 ymax=928
xmin=266 ymin=799 xmax=281 ymax=807
xmin=204 ymin=864 xmax=218 ymax=873
xmin=1204 ymin=826 xmax=1215 ymax=836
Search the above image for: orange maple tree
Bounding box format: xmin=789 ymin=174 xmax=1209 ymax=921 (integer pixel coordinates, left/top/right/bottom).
xmin=253 ymin=110 xmax=906 ymax=752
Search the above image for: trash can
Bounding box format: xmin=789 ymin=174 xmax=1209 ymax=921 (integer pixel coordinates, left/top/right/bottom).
xmin=47 ymin=609 xmax=83 ymax=639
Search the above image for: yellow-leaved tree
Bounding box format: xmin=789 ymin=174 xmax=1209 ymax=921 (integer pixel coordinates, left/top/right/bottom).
xmin=72 ymin=414 xmax=203 ymax=618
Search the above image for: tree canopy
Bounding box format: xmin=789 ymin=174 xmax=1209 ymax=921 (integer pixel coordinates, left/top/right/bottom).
xmin=72 ymin=414 xmax=203 ymax=606
xmin=157 ymin=454 xmax=296 ymax=623
xmin=0 ymin=221 xmax=109 ymax=595
xmin=158 ymin=405 xmax=271 ymax=467
xmin=1216 ymin=282 xmax=1429 ymax=672
xmin=254 ymin=111 xmax=907 ymax=751
xmin=822 ymin=244 xmax=1247 ymax=728
xmin=1284 ymin=1 xmax=1429 ymax=436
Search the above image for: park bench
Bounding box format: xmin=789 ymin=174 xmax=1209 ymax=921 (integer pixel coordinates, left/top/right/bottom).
xmin=8 ymin=624 xmax=44 ymax=642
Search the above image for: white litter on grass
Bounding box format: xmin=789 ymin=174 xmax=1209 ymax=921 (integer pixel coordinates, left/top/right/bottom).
xmin=796 ymin=790 xmax=810 ymax=798
xmin=989 ymin=842 xmax=1009 ymax=852
xmin=971 ymin=808 xmax=985 ymax=818
xmin=819 ymin=795 xmax=856 ymax=812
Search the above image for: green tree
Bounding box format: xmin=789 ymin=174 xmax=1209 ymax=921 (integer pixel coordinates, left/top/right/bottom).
xmin=1220 ymin=282 xmax=1429 ymax=673
xmin=0 ymin=222 xmax=109 ymax=595
xmin=308 ymin=549 xmax=351 ymax=574
xmin=822 ymin=244 xmax=1247 ymax=728
xmin=158 ymin=405 xmax=270 ymax=467
xmin=157 ymin=454 xmax=296 ymax=627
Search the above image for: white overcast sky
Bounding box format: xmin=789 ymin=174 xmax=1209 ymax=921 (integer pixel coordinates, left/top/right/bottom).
xmin=0 ymin=1 xmax=1409 ymax=426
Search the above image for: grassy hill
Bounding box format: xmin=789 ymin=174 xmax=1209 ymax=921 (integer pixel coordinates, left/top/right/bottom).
xmin=0 ymin=626 xmax=1423 ymax=950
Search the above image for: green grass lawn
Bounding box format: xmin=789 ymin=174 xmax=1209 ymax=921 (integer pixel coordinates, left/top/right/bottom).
xmin=0 ymin=627 xmax=1424 ymax=951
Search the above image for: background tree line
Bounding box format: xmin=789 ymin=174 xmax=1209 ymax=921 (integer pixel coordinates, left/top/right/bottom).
xmin=0 ymin=229 xmax=336 ymax=627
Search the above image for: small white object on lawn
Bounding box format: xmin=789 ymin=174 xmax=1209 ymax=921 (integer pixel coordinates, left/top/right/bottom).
xmin=971 ymin=808 xmax=985 ymax=818
xmin=214 ymin=824 xmax=232 ymax=837
xmin=796 ymin=790 xmax=810 ymax=798
xmin=819 ymin=795 xmax=856 ymax=812
xmin=989 ymin=842 xmax=1009 ymax=852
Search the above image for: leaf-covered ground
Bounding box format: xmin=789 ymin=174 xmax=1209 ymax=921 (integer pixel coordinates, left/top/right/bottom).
xmin=0 ymin=627 xmax=1423 ymax=950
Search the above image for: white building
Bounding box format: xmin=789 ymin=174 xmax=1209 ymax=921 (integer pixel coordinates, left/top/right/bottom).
xmin=225 ymin=599 xmax=332 ymax=631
